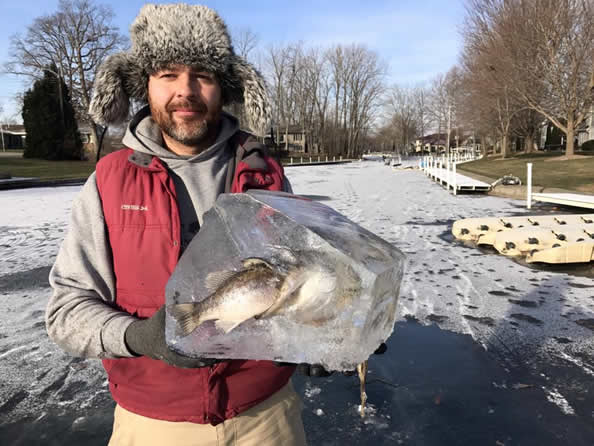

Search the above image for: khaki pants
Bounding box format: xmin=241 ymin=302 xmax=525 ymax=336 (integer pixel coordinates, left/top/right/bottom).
xmin=108 ymin=381 xmax=307 ymax=446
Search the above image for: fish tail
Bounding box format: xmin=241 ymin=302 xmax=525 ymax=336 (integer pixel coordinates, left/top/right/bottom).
xmin=168 ymin=303 xmax=201 ymax=337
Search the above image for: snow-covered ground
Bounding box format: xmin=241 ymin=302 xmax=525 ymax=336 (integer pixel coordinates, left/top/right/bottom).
xmin=290 ymin=162 xmax=594 ymax=357
xmin=1 ymin=161 xmax=593 ymax=445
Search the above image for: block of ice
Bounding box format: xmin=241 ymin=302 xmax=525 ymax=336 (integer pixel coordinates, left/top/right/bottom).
xmin=165 ymin=190 xmax=405 ymax=371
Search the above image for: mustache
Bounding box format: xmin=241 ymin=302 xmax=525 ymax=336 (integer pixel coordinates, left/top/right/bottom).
xmin=167 ymin=100 xmax=207 ymax=113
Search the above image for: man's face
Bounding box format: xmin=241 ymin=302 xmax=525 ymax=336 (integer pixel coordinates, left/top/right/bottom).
xmin=147 ymin=64 xmax=223 ymax=148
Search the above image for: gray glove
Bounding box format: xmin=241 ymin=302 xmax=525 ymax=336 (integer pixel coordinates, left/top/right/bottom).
xmin=124 ymin=305 xmax=218 ymax=368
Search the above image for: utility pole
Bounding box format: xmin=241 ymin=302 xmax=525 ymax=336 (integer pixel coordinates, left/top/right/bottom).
xmin=446 ymin=103 xmax=451 ymax=156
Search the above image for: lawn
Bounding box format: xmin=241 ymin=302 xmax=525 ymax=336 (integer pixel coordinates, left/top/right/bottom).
xmin=457 ymin=152 xmax=594 ymax=193
xmin=0 ymin=154 xmax=96 ymax=181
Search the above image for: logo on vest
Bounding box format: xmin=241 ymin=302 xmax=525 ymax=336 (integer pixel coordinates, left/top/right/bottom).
xmin=121 ymin=204 xmax=148 ymax=211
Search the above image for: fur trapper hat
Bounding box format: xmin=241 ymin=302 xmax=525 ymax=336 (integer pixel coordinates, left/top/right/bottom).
xmin=89 ymin=4 xmax=269 ymax=134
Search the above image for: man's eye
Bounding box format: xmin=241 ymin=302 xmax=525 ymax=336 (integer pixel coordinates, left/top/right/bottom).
xmin=160 ymin=73 xmax=176 ymax=79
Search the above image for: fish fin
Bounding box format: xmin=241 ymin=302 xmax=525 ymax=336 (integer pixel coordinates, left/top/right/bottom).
xmin=242 ymin=257 xmax=274 ymax=269
xmin=205 ymin=270 xmax=238 ymax=293
xmin=168 ymin=303 xmax=201 ymax=337
xmin=214 ymin=319 xmax=246 ymax=334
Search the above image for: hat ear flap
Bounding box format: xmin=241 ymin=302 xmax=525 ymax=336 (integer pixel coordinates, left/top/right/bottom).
xmin=89 ymin=52 xmax=144 ymax=126
xmin=228 ymin=55 xmax=270 ymax=136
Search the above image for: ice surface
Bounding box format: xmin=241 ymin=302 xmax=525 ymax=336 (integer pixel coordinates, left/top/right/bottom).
xmin=1 ymin=163 xmax=594 ymax=444
xmin=165 ymin=190 xmax=406 ymax=371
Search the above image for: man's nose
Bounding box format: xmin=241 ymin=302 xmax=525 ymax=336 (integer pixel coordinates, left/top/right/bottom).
xmin=175 ymin=73 xmax=200 ymax=97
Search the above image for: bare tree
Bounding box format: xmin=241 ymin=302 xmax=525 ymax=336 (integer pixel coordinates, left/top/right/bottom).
xmin=4 ymin=0 xmax=126 ymax=158
xmin=463 ymin=0 xmax=594 ymax=157
xmin=513 ymin=109 xmax=543 ymax=153
xmin=460 ymin=41 xmax=522 ymax=158
xmin=384 ymin=85 xmax=419 ymax=153
xmin=325 ymin=44 xmax=385 ymax=157
xmin=326 ymin=45 xmax=348 ymax=155
xmin=414 ymin=84 xmax=431 ymax=147
xmin=228 ymin=27 xmax=260 ymax=128
xmin=233 ymin=27 xmax=259 ymax=60
xmin=304 ymin=47 xmax=331 ymax=154
xmin=263 ymin=42 xmax=386 ymax=158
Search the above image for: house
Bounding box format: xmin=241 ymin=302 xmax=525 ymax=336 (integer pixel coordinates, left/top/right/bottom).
xmin=267 ymin=125 xmax=309 ymax=153
xmin=0 ymin=124 xmax=97 ymax=155
xmin=0 ymin=124 xmax=26 ymax=150
xmin=459 ymin=135 xmax=483 ymax=154
xmin=577 ymin=104 xmax=594 ymax=147
xmin=538 ymin=103 xmax=594 ymax=151
xmin=414 ymin=133 xmax=447 ymax=153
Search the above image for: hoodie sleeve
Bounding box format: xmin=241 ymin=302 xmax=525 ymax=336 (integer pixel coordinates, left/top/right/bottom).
xmin=46 ymin=173 xmax=136 ymax=359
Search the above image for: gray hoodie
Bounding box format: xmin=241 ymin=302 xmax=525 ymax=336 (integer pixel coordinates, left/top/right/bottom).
xmin=46 ymin=107 xmax=264 ymax=360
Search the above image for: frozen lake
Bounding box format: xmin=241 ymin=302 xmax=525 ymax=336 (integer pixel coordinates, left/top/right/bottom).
xmin=1 ymin=161 xmax=593 ymax=445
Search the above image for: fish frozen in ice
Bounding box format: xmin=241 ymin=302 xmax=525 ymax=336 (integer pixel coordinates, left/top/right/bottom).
xmin=165 ymin=190 xmax=405 ymax=371
xmin=168 ymin=250 xmax=362 ymax=336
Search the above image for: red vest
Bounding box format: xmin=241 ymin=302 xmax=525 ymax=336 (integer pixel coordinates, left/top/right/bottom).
xmin=95 ymin=135 xmax=294 ymax=425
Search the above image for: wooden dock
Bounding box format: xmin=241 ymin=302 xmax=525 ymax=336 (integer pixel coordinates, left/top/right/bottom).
xmin=531 ymin=192 xmax=594 ymax=210
xmin=421 ymin=155 xmax=491 ymax=194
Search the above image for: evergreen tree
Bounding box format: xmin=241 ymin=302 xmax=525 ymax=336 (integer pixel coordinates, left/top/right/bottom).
xmin=21 ymin=66 xmax=82 ymax=160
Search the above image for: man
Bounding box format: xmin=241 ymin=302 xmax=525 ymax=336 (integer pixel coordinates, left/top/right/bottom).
xmin=46 ymin=4 xmax=313 ymax=445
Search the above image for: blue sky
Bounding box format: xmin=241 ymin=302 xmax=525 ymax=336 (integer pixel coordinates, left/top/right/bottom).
xmin=0 ymin=0 xmax=465 ymax=121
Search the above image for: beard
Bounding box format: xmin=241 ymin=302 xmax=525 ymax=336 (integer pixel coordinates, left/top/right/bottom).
xmin=149 ymin=98 xmax=217 ymax=147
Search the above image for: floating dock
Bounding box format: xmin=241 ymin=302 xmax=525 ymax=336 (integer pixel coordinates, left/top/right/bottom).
xmin=452 ymin=214 xmax=594 ymax=264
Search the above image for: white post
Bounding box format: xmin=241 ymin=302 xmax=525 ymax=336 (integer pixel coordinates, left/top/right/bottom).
xmin=300 ymin=156 xmax=303 ymax=164
xmin=435 ymin=156 xmax=443 ymax=184
xmin=318 ymin=156 xmax=320 ymax=162
xmin=453 ymin=162 xmax=457 ymax=195
xmin=333 ymin=156 xmax=336 ymax=162
xmin=309 ymin=157 xmax=312 ymax=163
xmin=527 ymin=162 xmax=533 ymax=209
xmin=326 ymin=155 xmax=328 ymax=162
xmin=340 ymin=155 xmax=342 ymax=161
xmin=0 ymin=123 xmax=5 ymax=152
xmin=290 ymin=157 xmax=293 ymax=165
xmin=447 ymin=158 xmax=451 ymax=191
